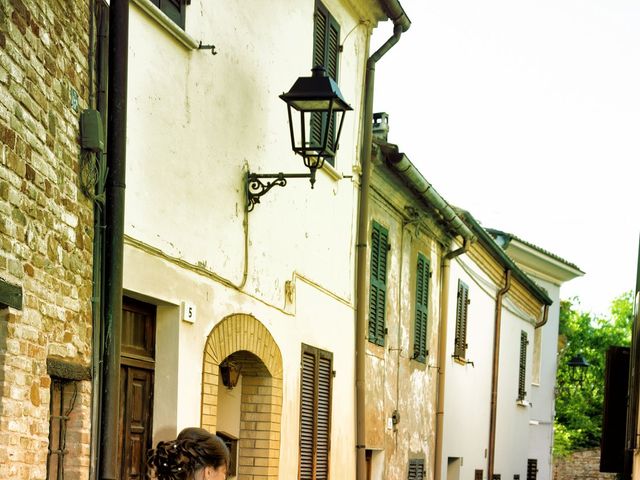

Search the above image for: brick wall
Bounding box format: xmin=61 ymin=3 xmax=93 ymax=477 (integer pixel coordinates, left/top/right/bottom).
xmin=0 ymin=0 xmax=93 ymax=478
xmin=553 ymin=449 xmax=618 ymax=480
xmin=238 ymin=375 xmax=282 ymax=479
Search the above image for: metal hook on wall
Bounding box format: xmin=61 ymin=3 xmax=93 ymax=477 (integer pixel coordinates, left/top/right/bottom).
xmin=198 ymin=41 xmax=217 ymax=55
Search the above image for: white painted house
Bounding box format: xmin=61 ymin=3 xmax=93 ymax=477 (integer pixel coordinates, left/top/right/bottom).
xmin=116 ymin=0 xmax=409 ymax=478
xmin=487 ymin=230 xmax=584 ymax=480
xmin=440 ymin=211 xmax=554 ymax=480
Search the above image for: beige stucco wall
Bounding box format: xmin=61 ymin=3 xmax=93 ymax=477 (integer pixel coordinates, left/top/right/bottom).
xmin=365 ymin=170 xmax=447 ymax=479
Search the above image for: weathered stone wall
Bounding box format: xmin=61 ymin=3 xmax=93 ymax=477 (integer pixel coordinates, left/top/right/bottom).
xmin=0 ymin=0 xmax=93 ymax=478
xmin=554 ymin=449 xmax=618 ymax=480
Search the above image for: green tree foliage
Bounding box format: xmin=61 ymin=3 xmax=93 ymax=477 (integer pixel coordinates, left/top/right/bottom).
xmin=554 ymin=292 xmax=633 ymax=455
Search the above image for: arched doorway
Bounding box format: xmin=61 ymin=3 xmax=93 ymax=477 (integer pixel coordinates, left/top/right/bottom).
xmin=201 ymin=314 xmax=283 ymax=480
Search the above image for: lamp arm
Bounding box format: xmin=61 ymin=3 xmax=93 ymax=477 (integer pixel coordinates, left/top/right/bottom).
xmin=246 ymin=172 xmax=313 ymax=211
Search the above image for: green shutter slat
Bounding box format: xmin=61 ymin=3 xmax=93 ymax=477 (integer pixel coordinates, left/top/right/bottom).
xmin=316 ymin=355 xmax=332 ymax=480
xmin=311 ymin=6 xmax=327 ymax=150
xmin=313 ymin=8 xmax=327 ymax=68
xmin=455 ymin=280 xmax=469 ymax=358
xmin=300 ymin=346 xmax=333 ymax=480
xmin=518 ymin=331 xmax=527 ymax=400
xmin=413 ymin=254 xmax=430 ymax=362
xmin=311 ymin=2 xmax=340 ymax=165
xmin=300 ymin=351 xmax=316 ymax=480
xmin=369 ymin=222 xmax=388 ymax=346
xmin=326 ymin=19 xmax=340 ymax=80
xmin=408 ymin=459 xmax=425 ymax=480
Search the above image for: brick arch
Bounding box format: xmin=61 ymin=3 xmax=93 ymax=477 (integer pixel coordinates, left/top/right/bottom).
xmin=201 ymin=313 xmax=282 ymax=480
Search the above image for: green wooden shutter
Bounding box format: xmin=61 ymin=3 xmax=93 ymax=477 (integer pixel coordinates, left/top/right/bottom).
xmin=311 ymin=5 xmax=327 ymax=149
xmin=369 ymin=222 xmax=388 ymax=346
xmin=311 ymin=2 xmax=340 ymax=165
xmin=300 ymin=345 xmax=333 ymax=480
xmin=152 ymin=0 xmax=187 ymax=29
xmin=408 ymin=459 xmax=425 ymax=480
xmin=413 ymin=253 xmax=430 ymax=362
xmin=316 ymin=354 xmax=332 ymax=479
xmin=300 ymin=351 xmax=315 ymax=479
xmin=454 ymin=280 xmax=469 ymax=358
xmin=518 ymin=331 xmax=528 ymax=400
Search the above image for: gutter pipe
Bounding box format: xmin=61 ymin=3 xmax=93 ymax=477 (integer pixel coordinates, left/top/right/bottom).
xmin=535 ymin=304 xmax=549 ymax=329
xmin=487 ymin=270 xmax=512 ymax=480
xmin=355 ymin=5 xmax=409 ymax=479
xmin=433 ymin=239 xmax=472 ymax=480
xmin=89 ymin=2 xmax=109 ymax=478
xmin=99 ymin=0 xmax=129 ymax=478
xmin=385 ymin=152 xmax=476 ymax=242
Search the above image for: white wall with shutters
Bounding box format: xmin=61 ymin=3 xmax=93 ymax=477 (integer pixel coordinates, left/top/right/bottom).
xmin=121 ymin=0 xmax=390 ymax=478
xmin=441 ymin=258 xmax=496 ymax=480
xmin=493 ymin=307 xmax=535 ymax=479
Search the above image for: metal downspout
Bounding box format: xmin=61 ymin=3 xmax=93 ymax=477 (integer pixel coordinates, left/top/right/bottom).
xmin=99 ymin=0 xmax=128 ymax=478
xmin=535 ymin=304 xmax=549 ymax=329
xmin=487 ymin=270 xmax=512 ymax=480
xmin=434 ymin=239 xmax=470 ymax=480
xmin=356 ymin=8 xmax=409 ymax=479
xmin=89 ymin=2 xmax=109 ymax=478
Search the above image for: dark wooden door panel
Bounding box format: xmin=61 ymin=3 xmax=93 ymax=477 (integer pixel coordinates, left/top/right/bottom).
xmin=120 ymin=365 xmax=154 ymax=480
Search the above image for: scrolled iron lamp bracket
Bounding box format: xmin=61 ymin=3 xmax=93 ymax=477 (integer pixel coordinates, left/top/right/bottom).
xmin=246 ymin=171 xmax=314 ymax=212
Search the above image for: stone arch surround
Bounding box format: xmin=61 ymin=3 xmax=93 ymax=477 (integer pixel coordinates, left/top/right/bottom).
xmin=201 ymin=314 xmax=283 ymax=479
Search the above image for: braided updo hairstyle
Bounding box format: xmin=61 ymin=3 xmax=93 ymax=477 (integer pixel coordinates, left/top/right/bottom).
xmin=147 ymin=427 xmax=230 ymax=480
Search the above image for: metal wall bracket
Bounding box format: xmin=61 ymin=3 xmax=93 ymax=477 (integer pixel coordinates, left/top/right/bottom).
xmin=246 ymin=172 xmax=313 ymax=212
xmin=198 ymin=41 xmax=217 ymax=55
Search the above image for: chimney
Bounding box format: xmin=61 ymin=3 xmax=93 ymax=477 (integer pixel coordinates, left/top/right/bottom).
xmin=373 ymin=112 xmax=389 ymax=142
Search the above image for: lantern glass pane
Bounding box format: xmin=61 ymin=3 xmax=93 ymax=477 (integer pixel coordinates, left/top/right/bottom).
xmin=289 ymin=109 xmax=311 ymax=152
xmin=288 ymin=99 xmax=333 ymax=112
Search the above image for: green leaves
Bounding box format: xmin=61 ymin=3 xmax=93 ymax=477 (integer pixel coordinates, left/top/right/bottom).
xmin=554 ymin=292 xmax=633 ymax=455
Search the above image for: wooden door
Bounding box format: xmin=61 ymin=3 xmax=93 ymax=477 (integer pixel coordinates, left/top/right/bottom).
xmin=119 ymin=298 xmax=156 ymax=480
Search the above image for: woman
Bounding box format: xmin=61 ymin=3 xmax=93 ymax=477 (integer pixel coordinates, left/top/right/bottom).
xmin=147 ymin=427 xmax=229 ymax=480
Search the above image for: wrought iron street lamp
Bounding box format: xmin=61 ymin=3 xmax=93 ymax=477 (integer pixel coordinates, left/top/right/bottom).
xmin=567 ymin=354 xmax=590 ymax=369
xmin=567 ymin=353 xmax=590 ymax=385
xmin=247 ymin=66 xmax=352 ymax=211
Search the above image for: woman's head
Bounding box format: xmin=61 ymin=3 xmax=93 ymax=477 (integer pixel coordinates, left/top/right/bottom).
xmin=147 ymin=427 xmax=229 ymax=480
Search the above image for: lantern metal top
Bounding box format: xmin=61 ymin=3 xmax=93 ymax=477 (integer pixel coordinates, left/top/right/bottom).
xmin=279 ymin=66 xmax=353 ymax=112
xmin=567 ymin=354 xmax=590 ymax=368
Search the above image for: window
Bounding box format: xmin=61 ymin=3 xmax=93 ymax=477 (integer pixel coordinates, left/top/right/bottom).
xmin=47 ymin=378 xmax=78 ymax=480
xmin=518 ymin=331 xmax=529 ymax=400
xmin=0 ymin=278 xmax=22 ymax=309
xmin=46 ymin=359 xmax=91 ymax=480
xmin=413 ymin=253 xmax=430 ymax=362
xmin=150 ymin=0 xmax=188 ymax=29
xmin=311 ymin=1 xmax=341 ymax=165
xmin=454 ymin=279 xmax=469 ymax=359
xmin=369 ymin=221 xmax=389 ymax=346
xmin=408 ymin=459 xmax=425 ymax=480
xmin=217 ymin=432 xmax=238 ymax=477
xmin=300 ymin=344 xmax=333 ymax=480
xmin=526 ymin=459 xmax=538 ymax=480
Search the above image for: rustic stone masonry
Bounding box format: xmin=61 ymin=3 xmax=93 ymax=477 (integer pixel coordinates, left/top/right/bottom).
xmin=553 ymin=449 xmax=618 ymax=480
xmin=0 ymin=0 xmax=93 ymax=478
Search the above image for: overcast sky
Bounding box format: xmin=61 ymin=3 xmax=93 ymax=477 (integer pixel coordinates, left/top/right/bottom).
xmin=373 ymin=0 xmax=640 ymax=317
